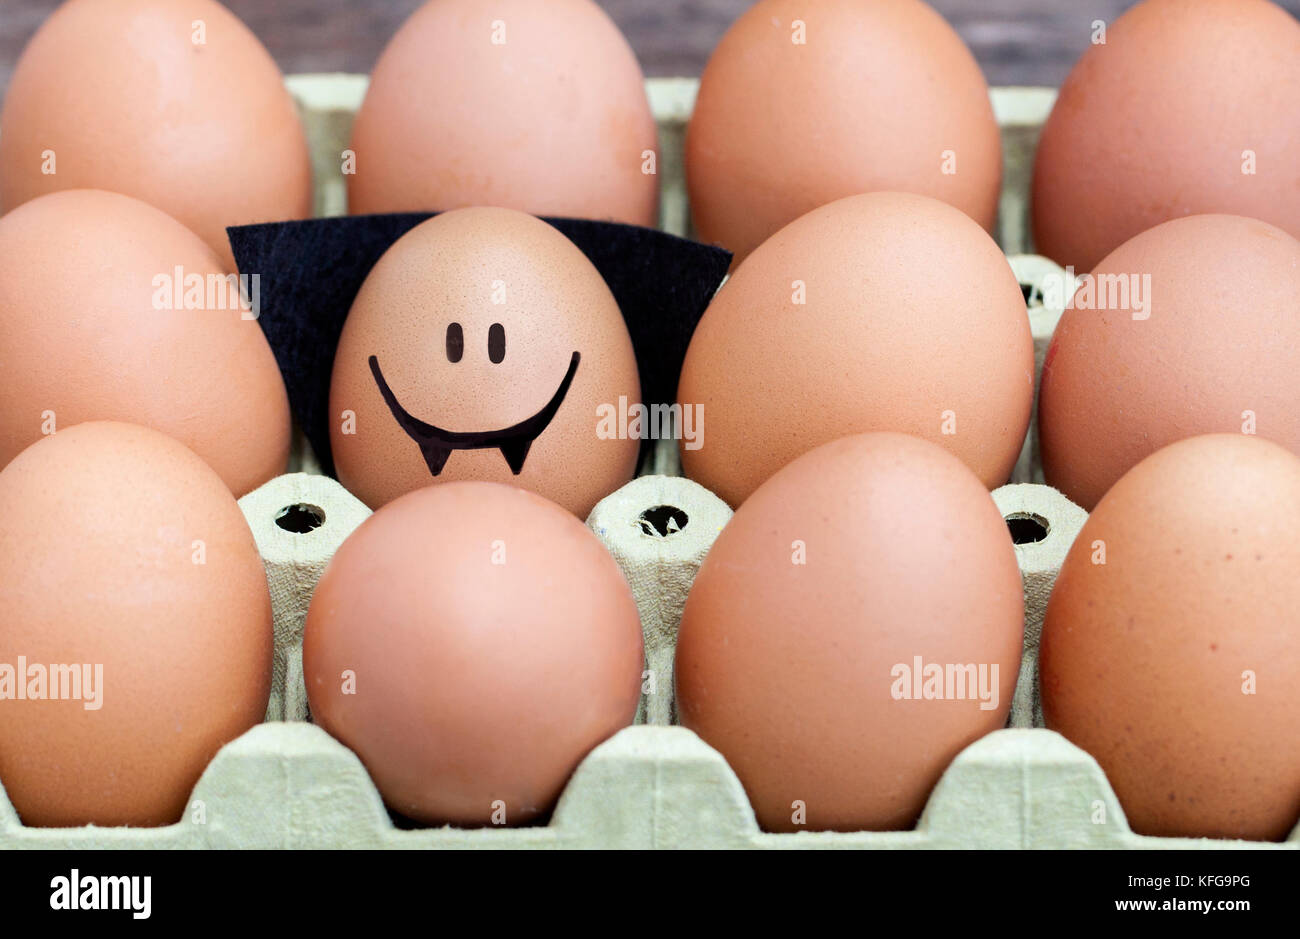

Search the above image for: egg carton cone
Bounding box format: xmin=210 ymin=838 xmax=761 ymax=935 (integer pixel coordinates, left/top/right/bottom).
xmin=994 ymin=484 xmax=1088 ymax=729
xmin=1009 ymin=254 xmax=1077 ymax=485
xmin=3 ymin=79 xmax=1296 ymax=850
xmin=236 ymin=474 xmax=372 ymax=723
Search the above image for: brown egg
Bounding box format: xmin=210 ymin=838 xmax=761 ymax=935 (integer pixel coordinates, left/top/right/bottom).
xmin=0 ymin=0 xmax=312 ymax=272
xmin=1032 ymin=0 xmax=1300 ymax=272
xmin=686 ymin=0 xmax=1001 ymax=265
xmin=676 ymin=433 xmax=1023 ymax=832
xmin=330 ymin=207 xmax=640 ymax=517
xmin=678 ymin=191 xmax=1034 ymax=507
xmin=303 ymin=481 xmax=643 ymax=826
xmin=0 ymin=190 xmax=291 ymax=497
xmin=1041 ymin=434 xmax=1300 ymax=841
xmin=1039 ymin=214 xmax=1300 ymax=511
xmin=0 ymin=422 xmax=272 ymax=827
xmin=348 ymin=0 xmax=658 ymax=226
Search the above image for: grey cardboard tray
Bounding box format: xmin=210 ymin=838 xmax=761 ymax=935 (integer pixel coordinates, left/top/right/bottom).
xmin=0 ymin=77 xmax=1294 ymax=850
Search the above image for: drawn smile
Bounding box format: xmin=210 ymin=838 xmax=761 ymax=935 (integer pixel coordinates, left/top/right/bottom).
xmin=368 ymin=352 xmax=581 ymax=476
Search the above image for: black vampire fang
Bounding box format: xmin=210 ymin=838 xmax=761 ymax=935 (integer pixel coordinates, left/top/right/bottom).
xmin=368 ymin=351 xmax=581 ymax=476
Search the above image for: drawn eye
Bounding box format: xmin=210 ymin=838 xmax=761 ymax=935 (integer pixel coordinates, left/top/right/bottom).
xmin=488 ymin=323 xmax=506 ymax=364
xmin=446 ymin=323 xmax=463 ymax=363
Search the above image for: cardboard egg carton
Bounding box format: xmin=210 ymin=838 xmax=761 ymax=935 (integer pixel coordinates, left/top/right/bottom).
xmin=0 ymin=78 xmax=1295 ymax=849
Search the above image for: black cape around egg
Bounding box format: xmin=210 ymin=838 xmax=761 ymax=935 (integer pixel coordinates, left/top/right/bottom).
xmin=228 ymin=213 xmax=731 ymax=476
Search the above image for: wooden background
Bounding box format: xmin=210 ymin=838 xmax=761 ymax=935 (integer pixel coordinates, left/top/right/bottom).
xmin=3 ymin=0 xmax=1300 ymax=92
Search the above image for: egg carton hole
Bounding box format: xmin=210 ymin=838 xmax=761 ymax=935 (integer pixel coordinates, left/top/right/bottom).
xmin=639 ymin=504 xmax=689 ymax=537
xmin=1006 ymin=512 xmax=1050 ymax=545
xmin=275 ymin=503 xmax=326 ymax=534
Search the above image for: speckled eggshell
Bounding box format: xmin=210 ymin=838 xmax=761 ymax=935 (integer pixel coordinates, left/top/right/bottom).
xmin=330 ymin=207 xmax=640 ymax=518
xmin=0 ymin=422 xmax=272 ymax=828
xmin=348 ymin=0 xmax=658 ymax=226
xmin=678 ymin=191 xmax=1034 ymax=508
xmin=1041 ymin=434 xmax=1300 ymax=841
xmin=1038 ymin=214 xmax=1300 ymax=511
xmin=676 ymin=432 xmax=1024 ymax=832
xmin=0 ymin=190 xmax=291 ymax=497
xmin=1032 ymin=0 xmax=1300 ymax=273
xmin=686 ymin=0 xmax=1001 ymax=265
xmin=303 ymin=480 xmax=644 ymax=827
xmin=0 ymin=0 xmax=312 ymax=273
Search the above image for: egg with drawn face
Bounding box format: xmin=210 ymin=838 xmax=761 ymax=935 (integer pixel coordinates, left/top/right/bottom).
xmin=329 ymin=207 xmax=641 ymax=517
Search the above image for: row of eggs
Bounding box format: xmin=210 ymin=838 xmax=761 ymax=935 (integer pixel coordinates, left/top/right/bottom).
xmin=3 ymin=0 xmax=1298 ymax=274
xmin=2 ymin=185 xmax=1298 ymax=519
xmin=2 ymin=421 xmax=1297 ymax=842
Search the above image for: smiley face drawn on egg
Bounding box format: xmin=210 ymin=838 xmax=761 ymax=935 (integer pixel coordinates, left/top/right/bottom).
xmin=368 ymin=342 xmax=580 ymax=476
xmin=328 ymin=207 xmax=642 ymax=517
xmin=228 ymin=204 xmax=733 ymax=519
